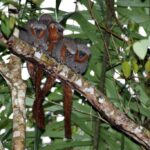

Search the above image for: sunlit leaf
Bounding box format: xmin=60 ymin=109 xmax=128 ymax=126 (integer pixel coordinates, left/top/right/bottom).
xmin=31 ymin=0 xmax=44 ymax=6
xmin=122 ymin=61 xmax=131 ymax=78
xmin=133 ymin=39 xmax=148 ymax=60
xmin=131 ymin=58 xmax=139 ymax=73
xmin=145 ymin=59 xmax=150 ymax=73
xmin=9 ymin=16 xmax=15 ymax=29
xmin=3 ymin=0 xmax=19 ymax=8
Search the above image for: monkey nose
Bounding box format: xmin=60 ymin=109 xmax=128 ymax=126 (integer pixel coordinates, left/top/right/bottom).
xmin=50 ymin=24 xmax=55 ymax=29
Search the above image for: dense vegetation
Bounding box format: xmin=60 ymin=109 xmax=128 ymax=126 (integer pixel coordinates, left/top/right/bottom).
xmin=0 ymin=0 xmax=150 ymax=149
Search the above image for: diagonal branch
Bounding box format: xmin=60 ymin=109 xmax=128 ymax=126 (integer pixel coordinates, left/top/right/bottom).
xmin=1 ymin=35 xmax=150 ymax=150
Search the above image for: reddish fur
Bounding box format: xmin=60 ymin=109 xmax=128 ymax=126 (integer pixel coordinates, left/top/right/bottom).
xmin=32 ymin=66 xmax=43 ymax=121
xmin=74 ymin=50 xmax=89 ymax=63
xmin=48 ymin=43 xmax=55 ymax=53
xmin=38 ymin=30 xmax=46 ymax=39
xmin=48 ymin=24 xmax=62 ymax=53
xmin=60 ymin=46 xmax=67 ymax=62
xmin=48 ymin=25 xmax=61 ymax=42
xmin=33 ymin=75 xmax=56 ymax=129
xmin=27 ymin=62 xmax=35 ymax=84
xmin=63 ymin=83 xmax=73 ymax=139
xmin=28 ymin=20 xmax=74 ymax=139
xmin=30 ymin=28 xmax=36 ymax=36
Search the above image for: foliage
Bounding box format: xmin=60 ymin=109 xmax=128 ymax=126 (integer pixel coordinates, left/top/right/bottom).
xmin=0 ymin=0 xmax=150 ymax=149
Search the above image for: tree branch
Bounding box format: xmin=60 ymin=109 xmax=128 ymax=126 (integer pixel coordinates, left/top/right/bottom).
xmin=1 ymin=35 xmax=150 ymax=149
xmin=0 ymin=55 xmax=26 ymax=150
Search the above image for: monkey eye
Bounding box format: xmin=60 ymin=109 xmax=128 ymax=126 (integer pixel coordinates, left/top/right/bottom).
xmin=58 ymin=27 xmax=63 ymax=33
xmin=78 ymin=51 xmax=85 ymax=58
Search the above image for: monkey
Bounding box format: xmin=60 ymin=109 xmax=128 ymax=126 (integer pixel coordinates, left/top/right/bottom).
xmin=29 ymin=21 xmax=48 ymax=52
xmin=45 ymin=20 xmax=74 ymax=139
xmin=49 ymin=24 xmax=91 ymax=139
xmin=45 ymin=22 xmax=74 ymax=139
xmin=19 ymin=19 xmax=48 ymax=82
xmin=19 ymin=18 xmax=52 ymax=129
xmin=67 ymin=42 xmax=91 ymax=74
xmin=47 ymin=22 xmax=64 ymax=54
xmin=19 ymin=19 xmax=36 ymax=44
xmin=19 ymin=14 xmax=91 ymax=139
xmin=19 ymin=15 xmax=65 ymax=130
xmin=52 ymin=37 xmax=91 ymax=74
xmin=31 ymin=15 xmax=64 ymax=129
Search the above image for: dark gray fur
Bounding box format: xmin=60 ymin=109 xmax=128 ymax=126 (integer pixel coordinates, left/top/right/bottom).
xmin=19 ymin=15 xmax=91 ymax=74
xmin=52 ymin=37 xmax=91 ymax=74
xmin=19 ymin=19 xmax=37 ymax=45
xmin=39 ymin=14 xmax=53 ymax=26
xmin=66 ymin=42 xmax=90 ymax=74
xmin=39 ymin=14 xmax=64 ymax=33
xmin=51 ymin=37 xmax=77 ymax=62
xmin=19 ymin=20 xmax=48 ymax=52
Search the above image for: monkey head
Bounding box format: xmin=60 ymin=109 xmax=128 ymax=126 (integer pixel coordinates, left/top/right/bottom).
xmin=39 ymin=14 xmax=53 ymax=26
xmin=30 ymin=21 xmax=48 ymax=51
xmin=66 ymin=43 xmax=91 ymax=74
xmin=19 ymin=20 xmax=48 ymax=52
xmin=48 ymin=22 xmax=64 ymax=43
xmin=19 ymin=19 xmax=37 ymax=46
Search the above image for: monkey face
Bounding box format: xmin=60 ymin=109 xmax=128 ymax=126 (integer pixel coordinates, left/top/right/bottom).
xmin=30 ymin=22 xmax=48 ymax=51
xmin=66 ymin=42 xmax=90 ymax=74
xmin=65 ymin=51 xmax=88 ymax=74
xmin=77 ymin=44 xmax=91 ymax=56
xmin=30 ymin=22 xmax=47 ymax=39
xmin=19 ymin=19 xmax=37 ymax=45
xmin=48 ymin=23 xmax=63 ymax=43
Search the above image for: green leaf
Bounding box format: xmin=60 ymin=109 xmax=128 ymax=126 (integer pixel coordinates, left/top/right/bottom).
xmin=56 ymin=0 xmax=62 ymax=14
xmin=130 ymin=102 xmax=150 ymax=117
xmin=135 ymin=84 xmax=150 ymax=105
xmin=131 ymin=58 xmax=139 ymax=73
xmin=31 ymin=0 xmax=44 ymax=6
xmin=72 ymin=113 xmax=92 ymax=136
xmin=9 ymin=16 xmax=15 ymax=29
xmin=145 ymin=59 xmax=150 ymax=73
xmin=60 ymin=12 xmax=97 ymax=42
xmin=41 ymin=140 xmax=92 ymax=150
xmin=3 ymin=1 xmax=19 ymax=8
xmin=117 ymin=0 xmax=150 ymax=7
xmin=0 ymin=119 xmax=10 ymax=129
xmin=122 ymin=61 xmax=131 ymax=78
xmin=1 ymin=16 xmax=12 ymax=38
xmin=71 ymin=13 xmax=97 ymax=42
xmin=105 ymin=76 xmax=119 ymax=103
xmin=133 ymin=39 xmax=148 ymax=60
xmin=117 ymin=7 xmax=149 ymax=23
